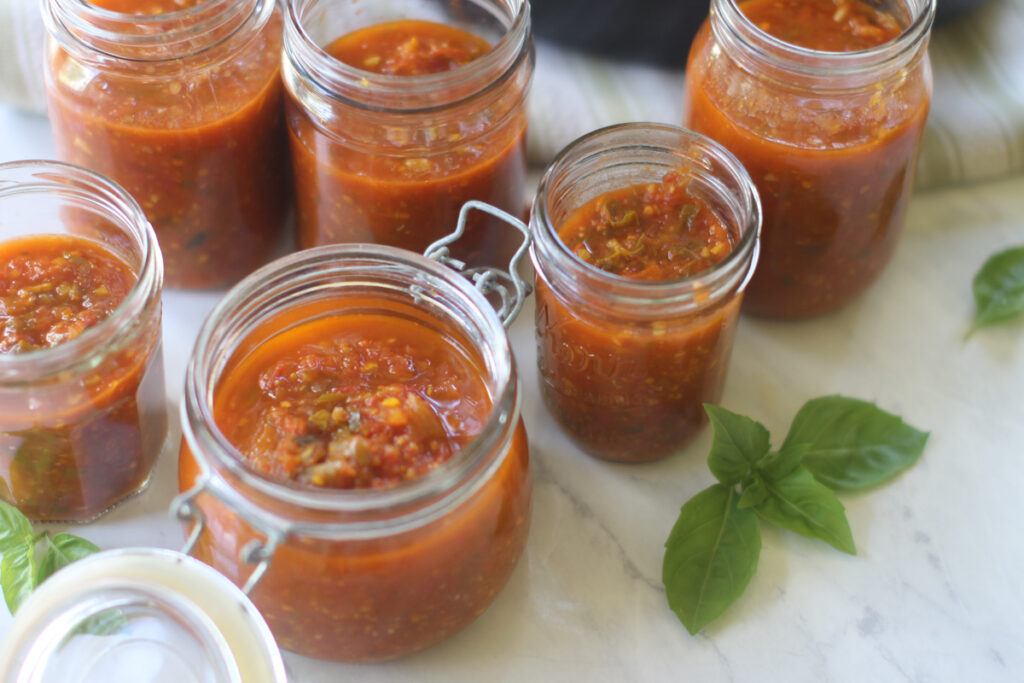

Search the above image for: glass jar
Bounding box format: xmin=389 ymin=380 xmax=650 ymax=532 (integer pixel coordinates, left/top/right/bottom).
xmin=683 ymin=0 xmax=934 ymax=318
xmin=0 ymin=160 xmax=166 ymax=522
xmin=42 ymin=0 xmax=290 ymax=290
xmin=0 ymin=549 xmax=287 ymax=682
xmin=176 ymin=208 xmax=532 ymax=661
xmin=531 ymin=123 xmax=761 ymax=463
xmin=282 ymin=0 xmax=533 ymax=266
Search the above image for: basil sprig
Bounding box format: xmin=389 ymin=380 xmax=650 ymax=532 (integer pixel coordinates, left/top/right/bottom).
xmin=663 ymin=396 xmax=929 ymax=635
xmin=970 ymin=245 xmax=1024 ymax=335
xmin=0 ymin=500 xmax=99 ymax=615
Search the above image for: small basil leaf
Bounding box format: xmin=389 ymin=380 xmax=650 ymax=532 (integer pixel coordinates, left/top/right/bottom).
xmin=71 ymin=609 xmax=128 ymax=637
xmin=1 ymin=540 xmax=38 ymax=614
xmin=37 ymin=534 xmax=99 ymax=585
xmin=704 ymin=404 xmax=772 ymax=485
xmin=737 ymin=476 xmax=769 ymax=510
xmin=756 ymin=444 xmax=808 ymax=482
xmin=970 ymin=245 xmax=1024 ymax=333
xmin=663 ymin=484 xmax=761 ymax=635
xmin=782 ymin=396 xmax=928 ymax=491
xmin=0 ymin=500 xmax=34 ymax=557
xmin=754 ymin=466 xmax=856 ymax=555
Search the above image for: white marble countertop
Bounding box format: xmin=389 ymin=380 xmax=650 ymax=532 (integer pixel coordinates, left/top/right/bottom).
xmin=1 ymin=104 xmax=1022 ymax=682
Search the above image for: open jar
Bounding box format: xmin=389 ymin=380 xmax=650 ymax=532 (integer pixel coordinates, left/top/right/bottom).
xmin=282 ymin=0 xmax=533 ymax=266
xmin=683 ymin=0 xmax=934 ymax=318
xmin=42 ymin=0 xmax=290 ymax=289
xmin=176 ymin=204 xmax=532 ymax=661
xmin=531 ymin=123 xmax=760 ymax=463
xmin=0 ymin=160 xmax=167 ymax=522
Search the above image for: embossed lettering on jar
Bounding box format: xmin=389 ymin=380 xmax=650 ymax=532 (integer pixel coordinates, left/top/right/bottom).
xmin=683 ymin=0 xmax=934 ymax=318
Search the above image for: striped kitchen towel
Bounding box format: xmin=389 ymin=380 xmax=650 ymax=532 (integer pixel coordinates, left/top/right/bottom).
xmin=2 ymin=0 xmax=1022 ymax=191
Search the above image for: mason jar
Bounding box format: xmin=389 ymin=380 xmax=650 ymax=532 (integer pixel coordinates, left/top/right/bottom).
xmin=531 ymin=123 xmax=761 ymax=463
xmin=176 ymin=206 xmax=532 ymax=661
xmin=42 ymin=0 xmax=290 ymax=289
xmin=0 ymin=160 xmax=166 ymax=522
xmin=282 ymin=0 xmax=533 ymax=266
xmin=683 ymin=0 xmax=934 ymax=318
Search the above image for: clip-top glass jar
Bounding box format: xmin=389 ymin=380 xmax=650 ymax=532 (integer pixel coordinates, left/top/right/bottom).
xmin=43 ymin=0 xmax=290 ymax=289
xmin=175 ymin=204 xmax=532 ymax=661
xmin=0 ymin=160 xmax=166 ymax=522
xmin=683 ymin=0 xmax=934 ymax=318
xmin=531 ymin=123 xmax=760 ymax=463
xmin=282 ymin=0 xmax=533 ymax=266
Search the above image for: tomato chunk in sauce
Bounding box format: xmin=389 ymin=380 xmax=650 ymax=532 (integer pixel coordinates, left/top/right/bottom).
xmin=0 ymin=235 xmax=134 ymax=353
xmin=214 ymin=313 xmax=491 ymax=489
xmin=328 ymin=19 xmax=491 ymax=76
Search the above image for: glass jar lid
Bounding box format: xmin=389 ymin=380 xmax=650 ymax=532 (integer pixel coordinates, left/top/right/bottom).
xmin=0 ymin=549 xmax=286 ymax=683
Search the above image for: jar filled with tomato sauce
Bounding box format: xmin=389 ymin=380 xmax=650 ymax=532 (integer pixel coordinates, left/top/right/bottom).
xmin=282 ymin=0 xmax=533 ymax=266
xmin=175 ymin=209 xmax=532 ymax=661
xmin=531 ymin=124 xmax=761 ymax=463
xmin=42 ymin=0 xmax=290 ymax=290
xmin=0 ymin=161 xmax=167 ymax=522
xmin=683 ymin=0 xmax=934 ymax=318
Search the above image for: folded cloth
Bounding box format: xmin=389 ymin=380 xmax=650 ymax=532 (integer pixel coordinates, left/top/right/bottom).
xmin=3 ymin=0 xmax=1021 ymax=191
xmin=528 ymin=0 xmax=1024 ymax=192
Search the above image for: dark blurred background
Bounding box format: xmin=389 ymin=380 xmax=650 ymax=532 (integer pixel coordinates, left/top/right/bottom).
xmin=531 ymin=0 xmax=990 ymax=66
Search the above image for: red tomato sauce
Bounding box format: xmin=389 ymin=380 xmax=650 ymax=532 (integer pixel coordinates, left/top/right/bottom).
xmin=47 ymin=1 xmax=290 ymax=289
xmin=683 ymin=0 xmax=929 ymax=318
xmin=536 ymin=173 xmax=742 ymax=462
xmin=213 ymin=313 xmax=491 ymax=489
xmin=287 ymin=20 xmax=527 ymax=264
xmin=180 ymin=299 xmax=530 ymax=660
xmin=0 ymin=234 xmax=166 ymax=521
xmin=0 ymin=235 xmax=135 ymax=353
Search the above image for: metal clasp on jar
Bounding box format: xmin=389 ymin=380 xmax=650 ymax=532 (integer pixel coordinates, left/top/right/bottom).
xmin=423 ymin=200 xmax=532 ymax=328
xmin=171 ymin=476 xmax=287 ymax=596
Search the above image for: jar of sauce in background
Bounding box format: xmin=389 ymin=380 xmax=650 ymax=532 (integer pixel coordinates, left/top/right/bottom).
xmin=0 ymin=160 xmax=166 ymax=522
xmin=42 ymin=0 xmax=290 ymax=290
xmin=176 ymin=221 xmax=532 ymax=661
xmin=531 ymin=123 xmax=761 ymax=463
xmin=282 ymin=0 xmax=533 ymax=266
xmin=683 ymin=0 xmax=934 ymax=318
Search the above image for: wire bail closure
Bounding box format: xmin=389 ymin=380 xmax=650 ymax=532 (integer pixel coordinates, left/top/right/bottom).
xmin=171 ymin=477 xmax=286 ymax=596
xmin=423 ymin=200 xmax=532 ymax=328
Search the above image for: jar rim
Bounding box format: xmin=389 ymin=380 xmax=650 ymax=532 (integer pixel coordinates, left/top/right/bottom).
xmin=711 ymin=0 xmax=936 ymax=79
xmin=181 ymin=243 xmax=520 ymax=533
xmin=0 ymin=160 xmax=162 ymax=383
xmin=44 ymin=0 xmax=275 ymax=63
xmin=530 ymin=122 xmax=761 ymax=318
xmin=283 ymin=0 xmax=533 ymax=112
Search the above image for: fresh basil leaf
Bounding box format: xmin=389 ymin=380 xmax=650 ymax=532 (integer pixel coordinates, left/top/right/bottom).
xmin=1 ymin=539 xmax=39 ymax=614
xmin=971 ymin=245 xmax=1024 ymax=333
xmin=71 ymin=609 xmax=128 ymax=637
xmin=38 ymin=534 xmax=99 ymax=585
xmin=704 ymin=404 xmax=772 ymax=485
xmin=0 ymin=500 xmax=34 ymax=557
xmin=755 ymin=466 xmax=856 ymax=555
xmin=663 ymin=484 xmax=761 ymax=635
xmin=782 ymin=396 xmax=928 ymax=491
xmin=756 ymin=444 xmax=808 ymax=482
xmin=737 ymin=476 xmax=769 ymax=510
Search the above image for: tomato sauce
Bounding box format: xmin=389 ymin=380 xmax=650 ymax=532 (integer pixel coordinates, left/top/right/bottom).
xmin=0 ymin=234 xmax=166 ymax=521
xmin=536 ymin=173 xmax=742 ymax=462
xmin=46 ymin=0 xmax=290 ymax=289
xmin=683 ymin=0 xmax=931 ymax=317
xmin=214 ymin=313 xmax=491 ymax=489
xmin=0 ymin=235 xmax=135 ymax=353
xmin=287 ymin=20 xmax=528 ymax=264
xmin=180 ymin=299 xmax=530 ymax=660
